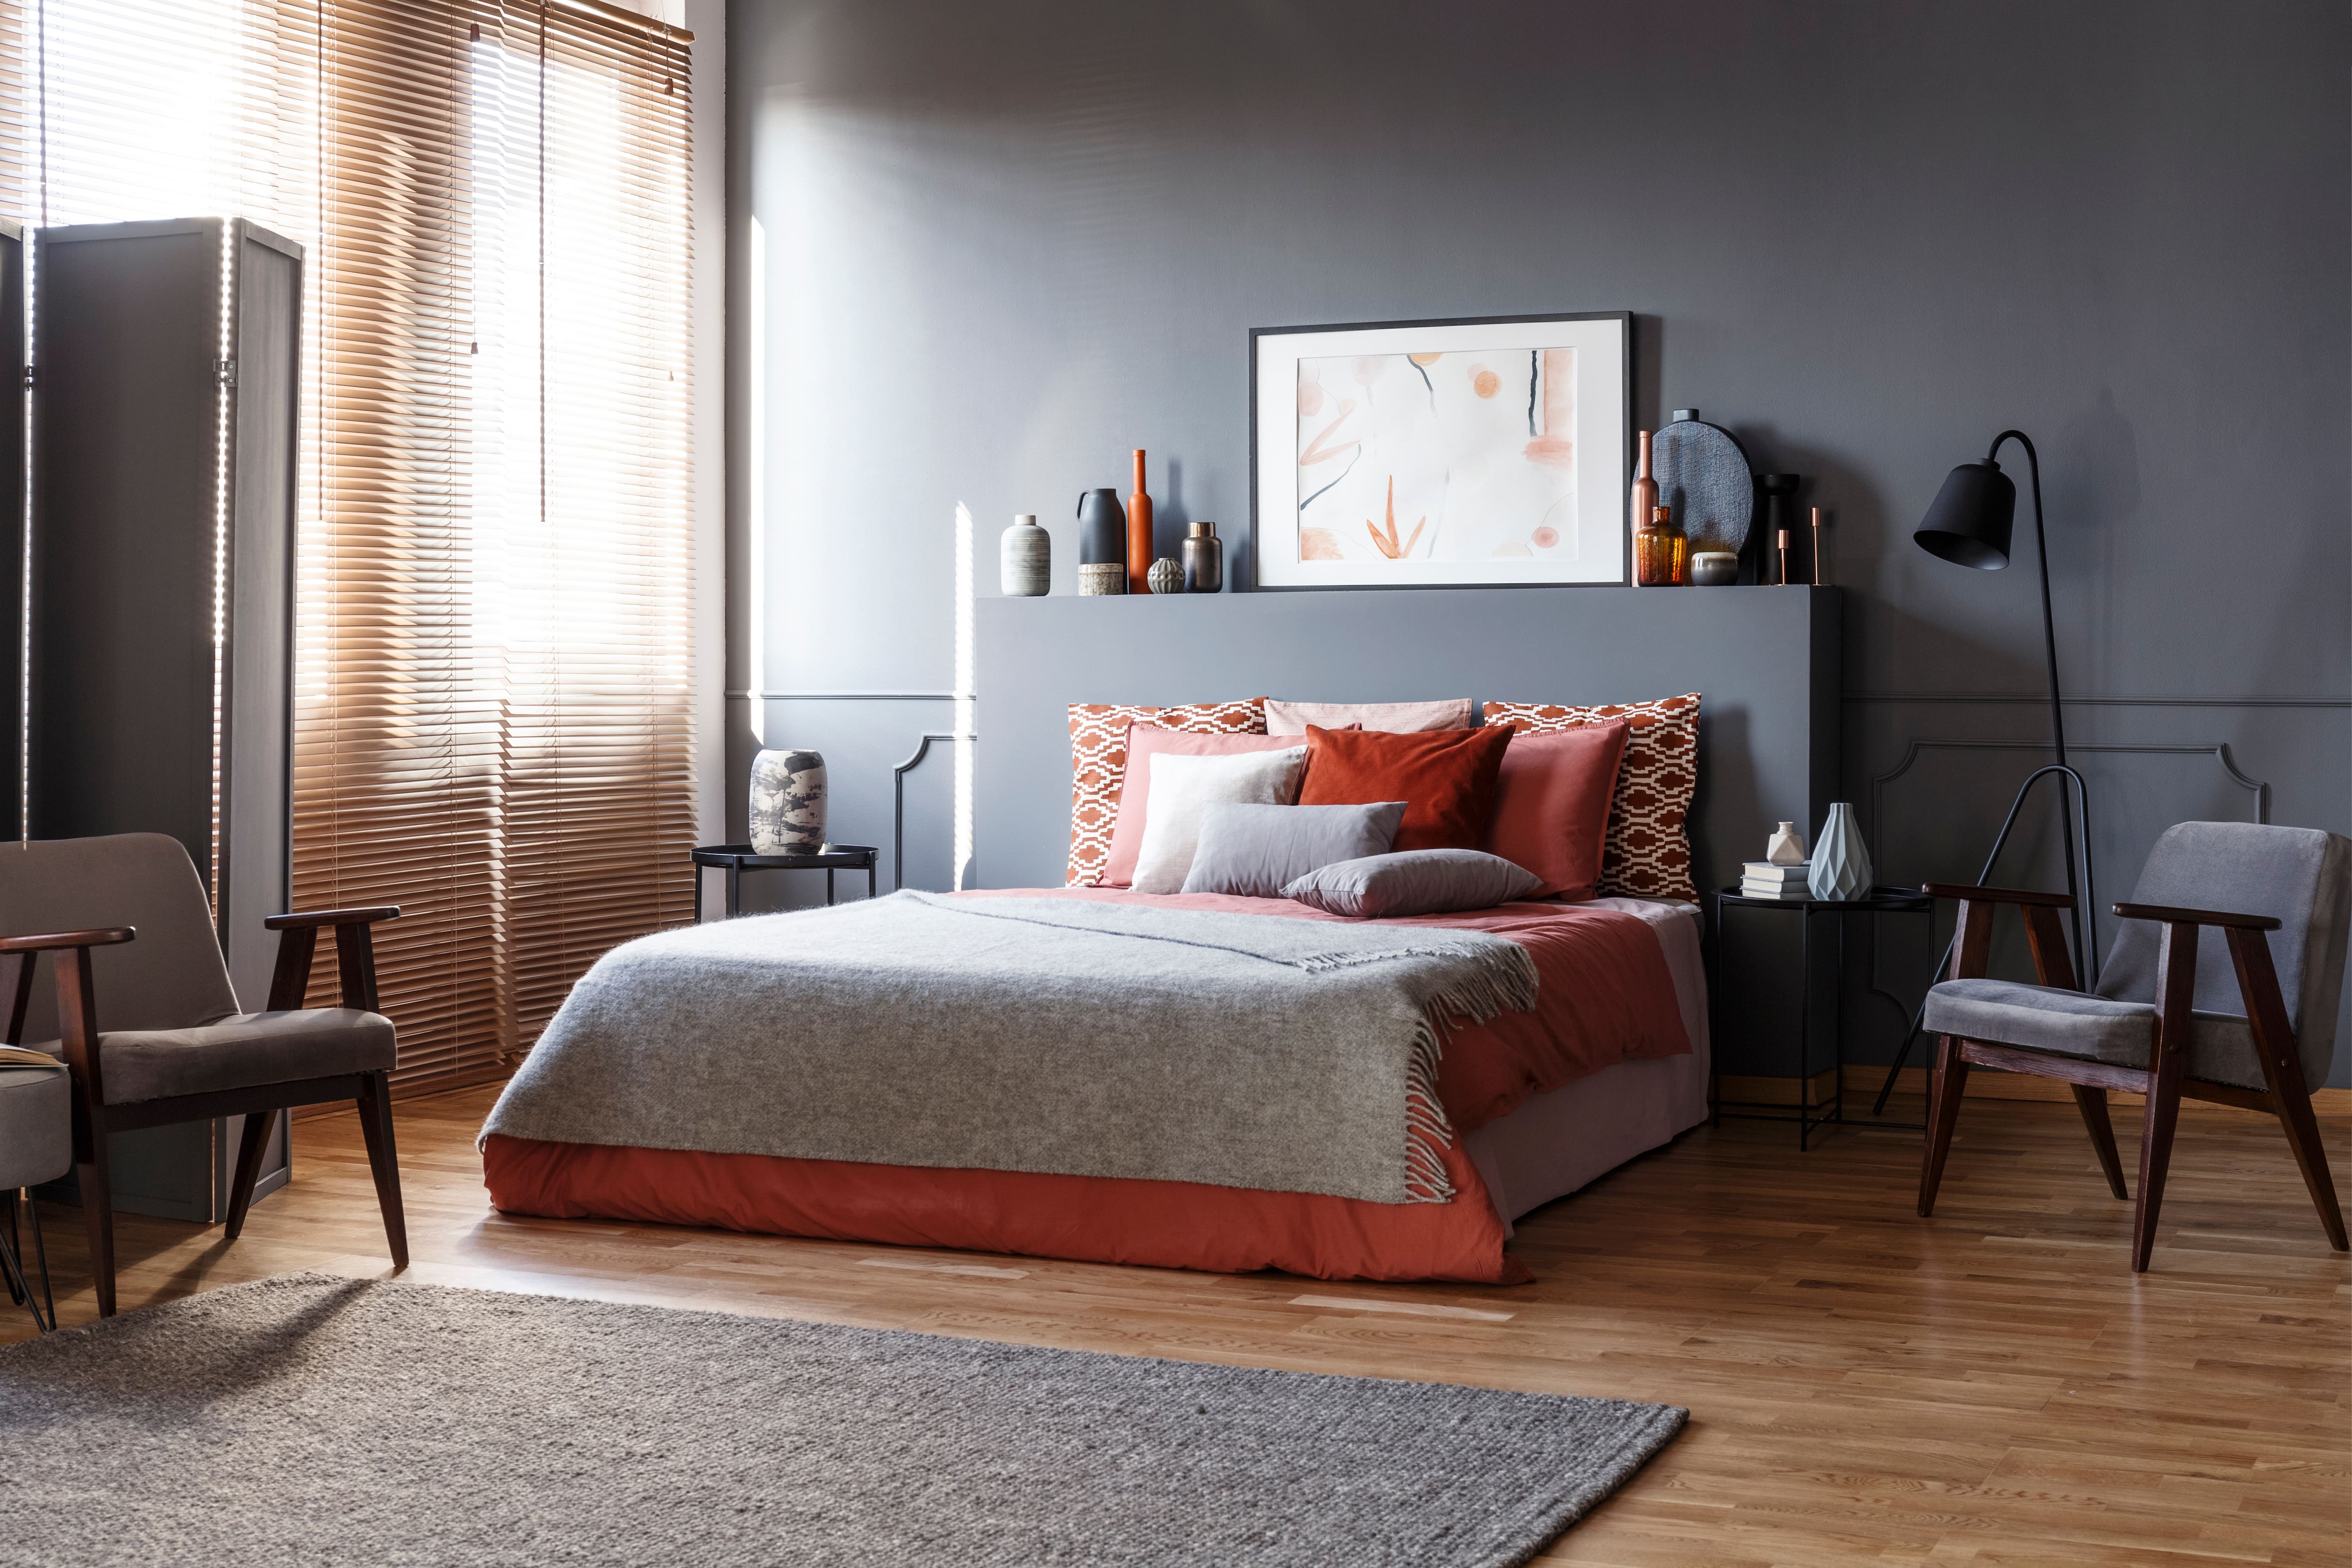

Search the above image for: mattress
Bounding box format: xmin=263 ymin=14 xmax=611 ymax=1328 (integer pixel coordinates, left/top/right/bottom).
xmin=482 ymin=891 xmax=1707 ymax=1283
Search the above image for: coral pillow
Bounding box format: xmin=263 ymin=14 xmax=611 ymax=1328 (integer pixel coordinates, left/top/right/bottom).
xmin=1483 ymin=694 xmax=1700 ymax=901
xmin=1066 ymin=700 xmax=1265 ymax=885
xmin=1265 ymin=698 xmax=1474 ymax=736
xmin=1484 ymin=721 xmax=1630 ymax=901
xmin=1100 ymin=725 xmax=1325 ymax=888
xmin=1297 ymin=724 xmax=1514 ymax=853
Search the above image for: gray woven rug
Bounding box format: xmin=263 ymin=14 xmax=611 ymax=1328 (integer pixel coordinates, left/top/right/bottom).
xmin=0 ymin=1273 xmax=1683 ymax=1567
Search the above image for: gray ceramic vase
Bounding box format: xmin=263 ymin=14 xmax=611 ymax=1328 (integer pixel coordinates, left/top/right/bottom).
xmin=749 ymin=748 xmax=827 ymax=855
xmin=1806 ymin=802 xmax=1873 ymax=902
xmin=1000 ymin=514 xmax=1049 ymax=596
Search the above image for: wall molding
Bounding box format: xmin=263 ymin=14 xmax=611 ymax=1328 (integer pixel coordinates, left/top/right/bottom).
xmin=1845 ymin=692 xmax=2350 ymax=708
xmin=894 ymin=731 xmax=976 ymax=891
xmin=1868 ymin=738 xmax=2271 ymax=830
xmin=727 ymin=690 xmax=963 ymax=701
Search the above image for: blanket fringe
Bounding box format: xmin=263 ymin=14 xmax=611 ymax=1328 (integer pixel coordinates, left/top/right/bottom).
xmin=1398 ymin=941 xmax=1541 ymax=1203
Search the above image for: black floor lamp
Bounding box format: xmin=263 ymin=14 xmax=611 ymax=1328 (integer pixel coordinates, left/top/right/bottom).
xmin=1873 ymin=429 xmax=2098 ymax=1115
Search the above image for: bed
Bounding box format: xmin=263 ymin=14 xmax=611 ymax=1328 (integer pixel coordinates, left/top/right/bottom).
xmin=481 ymin=885 xmax=1707 ymax=1285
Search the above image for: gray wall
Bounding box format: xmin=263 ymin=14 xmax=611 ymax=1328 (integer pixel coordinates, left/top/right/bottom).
xmin=729 ymin=0 xmax=2352 ymax=1083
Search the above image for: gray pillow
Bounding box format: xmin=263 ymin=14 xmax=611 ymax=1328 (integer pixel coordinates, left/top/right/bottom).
xmin=1180 ymin=801 xmax=1408 ymax=898
xmin=1281 ymin=849 xmax=1544 ymax=919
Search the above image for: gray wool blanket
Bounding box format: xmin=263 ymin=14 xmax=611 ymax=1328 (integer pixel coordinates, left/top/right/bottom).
xmin=481 ymin=892 xmax=1538 ymax=1205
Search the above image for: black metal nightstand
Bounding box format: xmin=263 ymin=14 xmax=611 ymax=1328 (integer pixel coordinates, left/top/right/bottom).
xmin=1710 ymin=883 xmax=1935 ymax=1147
xmin=691 ymin=844 xmax=879 ymax=921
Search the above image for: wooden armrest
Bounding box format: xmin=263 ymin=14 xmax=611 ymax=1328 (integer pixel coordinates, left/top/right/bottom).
xmin=1921 ymin=883 xmax=2075 ymax=909
xmin=266 ymin=906 xmax=401 ymax=930
xmin=2112 ymin=901 xmax=2280 ymax=932
xmin=0 ymin=926 xmax=135 ymax=953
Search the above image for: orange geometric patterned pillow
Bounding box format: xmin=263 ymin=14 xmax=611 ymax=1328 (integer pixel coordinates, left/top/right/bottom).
xmin=1482 ymin=694 xmax=1700 ymax=901
xmin=1066 ymin=699 xmax=1267 ymax=885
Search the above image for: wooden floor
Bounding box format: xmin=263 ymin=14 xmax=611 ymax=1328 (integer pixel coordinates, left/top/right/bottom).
xmin=6 ymin=1084 xmax=2347 ymax=1565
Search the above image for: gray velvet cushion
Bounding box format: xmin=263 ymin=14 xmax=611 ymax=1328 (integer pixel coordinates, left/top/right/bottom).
xmin=1282 ymin=849 xmax=1543 ymax=919
xmin=1923 ymin=820 xmax=2352 ymax=1093
xmin=1180 ymin=802 xmax=1408 ymax=898
xmin=1923 ymin=978 xmax=2260 ymax=1083
xmin=0 ymin=1065 xmax=71 ymax=1189
xmin=48 ymin=1010 xmax=399 ymax=1105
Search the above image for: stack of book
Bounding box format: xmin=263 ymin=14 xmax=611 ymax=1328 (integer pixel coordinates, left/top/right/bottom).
xmin=1740 ymin=862 xmax=1812 ymax=900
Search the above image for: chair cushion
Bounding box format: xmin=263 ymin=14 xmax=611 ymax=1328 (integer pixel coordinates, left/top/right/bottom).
xmin=0 ymin=1066 xmax=72 ymax=1189
xmin=39 ymin=1010 xmax=398 ymax=1105
xmin=1924 ymin=978 xmax=2262 ymax=1088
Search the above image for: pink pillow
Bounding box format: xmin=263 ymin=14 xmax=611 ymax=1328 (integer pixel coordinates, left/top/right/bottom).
xmin=1484 ymin=721 xmax=1630 ymax=900
xmin=1264 ymin=698 xmax=1473 ymax=735
xmin=1099 ymin=725 xmax=1334 ymax=887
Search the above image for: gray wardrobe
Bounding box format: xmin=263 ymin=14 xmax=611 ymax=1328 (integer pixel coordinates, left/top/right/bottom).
xmin=27 ymin=218 xmax=302 ymax=1222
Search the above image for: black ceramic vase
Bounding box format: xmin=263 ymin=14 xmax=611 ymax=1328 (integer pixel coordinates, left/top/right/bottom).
xmin=1076 ymin=488 xmax=1127 ymax=596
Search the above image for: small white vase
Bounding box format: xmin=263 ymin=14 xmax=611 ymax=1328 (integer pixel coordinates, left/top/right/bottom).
xmin=1000 ymin=514 xmax=1049 ymax=596
xmin=1765 ymin=820 xmax=1806 ymax=866
xmin=749 ymin=748 xmax=827 ymax=855
xmin=1807 ymin=803 xmax=1873 ymax=902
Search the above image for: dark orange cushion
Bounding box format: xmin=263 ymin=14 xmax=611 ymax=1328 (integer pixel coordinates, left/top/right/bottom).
xmin=1298 ymin=724 xmax=1514 ymax=852
xmin=1483 ymin=721 xmax=1629 ymax=900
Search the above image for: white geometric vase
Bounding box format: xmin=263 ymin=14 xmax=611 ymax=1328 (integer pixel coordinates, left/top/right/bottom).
xmin=749 ymin=748 xmax=827 ymax=855
xmin=1807 ymin=802 xmax=1873 ymax=902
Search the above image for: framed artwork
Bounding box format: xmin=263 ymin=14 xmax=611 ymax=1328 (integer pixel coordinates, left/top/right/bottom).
xmin=1249 ymin=312 xmax=1631 ymax=589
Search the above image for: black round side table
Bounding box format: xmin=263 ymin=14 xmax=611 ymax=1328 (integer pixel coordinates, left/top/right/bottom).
xmin=1710 ymin=883 xmax=1935 ymax=1147
xmin=691 ymin=844 xmax=879 ymax=921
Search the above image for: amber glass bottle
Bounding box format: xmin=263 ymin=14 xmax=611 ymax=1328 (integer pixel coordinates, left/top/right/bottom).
xmin=1635 ymin=504 xmax=1688 ymax=586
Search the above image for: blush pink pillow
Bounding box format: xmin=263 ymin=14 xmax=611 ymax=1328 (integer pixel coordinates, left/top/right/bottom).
xmin=1483 ymin=720 xmax=1630 ymax=900
xmin=1099 ymin=725 xmax=1339 ymax=887
xmin=1265 ymin=698 xmax=1474 ymax=735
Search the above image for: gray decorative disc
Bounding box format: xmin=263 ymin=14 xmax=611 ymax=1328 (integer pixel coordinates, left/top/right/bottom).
xmin=1653 ymin=417 xmax=1753 ymax=556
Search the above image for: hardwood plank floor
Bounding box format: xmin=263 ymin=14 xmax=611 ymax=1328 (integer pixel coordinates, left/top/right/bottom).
xmin=5 ymin=1085 xmax=2345 ymax=1565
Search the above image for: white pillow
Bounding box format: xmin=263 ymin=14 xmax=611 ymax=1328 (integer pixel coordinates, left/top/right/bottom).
xmin=1129 ymin=747 xmax=1308 ymax=894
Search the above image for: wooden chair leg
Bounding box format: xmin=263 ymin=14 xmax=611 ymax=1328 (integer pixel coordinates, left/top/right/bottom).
xmin=2131 ymin=1052 xmax=2186 ymax=1273
xmin=78 ymin=1136 xmax=116 ymax=1318
xmin=224 ymin=1109 xmax=277 ymax=1242
xmin=1918 ymin=1034 xmax=1970 ymax=1218
xmin=2223 ymin=928 xmax=2349 ymax=1253
xmin=2273 ymin=1086 xmax=2352 ymax=1252
xmin=354 ymin=1072 xmax=409 ymax=1269
xmin=2071 ymin=1086 xmax=2129 ymax=1200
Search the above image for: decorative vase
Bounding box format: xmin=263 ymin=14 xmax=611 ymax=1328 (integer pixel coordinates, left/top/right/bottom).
xmin=1759 ymin=473 xmax=1802 ymax=585
xmin=749 ymin=748 xmax=827 ymax=855
xmin=1690 ymin=551 xmax=1739 ymax=586
xmin=1629 ymin=429 xmax=1657 ymax=541
xmin=1807 ymin=803 xmax=1872 ymax=901
xmin=1079 ymin=564 xmax=1125 ymax=596
xmin=1147 ymin=557 xmax=1182 ymax=595
xmin=1077 ymin=488 xmax=1125 ymax=578
xmin=1766 ymin=820 xmax=1805 ymax=866
xmin=1125 ymin=450 xmax=1154 ymax=596
xmin=1000 ymin=514 xmax=1048 ymax=596
xmin=1183 ymin=520 xmax=1223 ymax=593
xmin=1634 ymin=504 xmax=1688 ymax=586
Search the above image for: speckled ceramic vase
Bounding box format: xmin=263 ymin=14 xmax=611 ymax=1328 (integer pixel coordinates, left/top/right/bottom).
xmin=749 ymin=748 xmax=827 ymax=854
xmin=1000 ymin=514 xmax=1049 ymax=596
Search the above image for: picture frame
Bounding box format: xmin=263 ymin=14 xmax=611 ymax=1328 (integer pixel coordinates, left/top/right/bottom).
xmin=1248 ymin=311 xmax=1631 ymax=591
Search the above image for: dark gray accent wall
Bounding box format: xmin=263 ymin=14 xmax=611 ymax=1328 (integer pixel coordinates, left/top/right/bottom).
xmin=730 ymin=0 xmax=2352 ymax=1083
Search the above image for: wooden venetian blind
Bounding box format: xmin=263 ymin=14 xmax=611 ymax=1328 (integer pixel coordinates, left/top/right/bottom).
xmin=10 ymin=0 xmax=696 ymax=1096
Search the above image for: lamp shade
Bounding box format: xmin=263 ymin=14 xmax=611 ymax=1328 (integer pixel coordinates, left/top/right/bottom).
xmin=1914 ymin=459 xmax=2016 ymax=570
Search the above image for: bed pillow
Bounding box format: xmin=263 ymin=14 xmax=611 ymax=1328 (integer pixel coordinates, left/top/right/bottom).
xmin=1265 ymin=698 xmax=1474 ymax=736
xmin=1099 ymin=727 xmax=1330 ymax=888
xmin=1179 ymin=801 xmax=1409 ymax=898
xmin=1130 ymin=747 xmax=1310 ymax=894
xmin=1282 ymin=849 xmax=1544 ymax=919
xmin=1296 ymin=724 xmax=1513 ymax=853
xmin=1066 ymin=700 xmax=1266 ymax=885
xmin=1482 ymin=694 xmax=1700 ymax=901
xmin=1484 ymin=720 xmax=1630 ymax=901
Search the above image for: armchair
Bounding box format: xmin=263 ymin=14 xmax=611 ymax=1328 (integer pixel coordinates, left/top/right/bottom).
xmin=0 ymin=835 xmax=408 ymax=1316
xmin=1915 ymin=821 xmax=2350 ymax=1271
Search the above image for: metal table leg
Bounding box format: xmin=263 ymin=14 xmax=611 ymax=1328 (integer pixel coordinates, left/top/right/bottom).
xmin=826 ymin=868 xmax=836 ymax=907
xmin=726 ymin=861 xmax=741 ymax=918
xmin=1798 ymin=907 xmax=1814 ymax=1151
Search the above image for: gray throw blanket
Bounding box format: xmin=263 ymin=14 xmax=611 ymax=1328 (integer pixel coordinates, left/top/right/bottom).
xmin=481 ymin=892 xmax=1537 ymax=1205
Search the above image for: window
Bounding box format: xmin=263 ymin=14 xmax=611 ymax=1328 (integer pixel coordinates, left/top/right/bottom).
xmin=9 ymin=0 xmax=696 ymax=1094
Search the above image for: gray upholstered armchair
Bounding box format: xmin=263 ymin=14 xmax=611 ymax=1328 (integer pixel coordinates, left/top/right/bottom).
xmin=0 ymin=834 xmax=409 ymax=1316
xmin=1916 ymin=821 xmax=2350 ymax=1271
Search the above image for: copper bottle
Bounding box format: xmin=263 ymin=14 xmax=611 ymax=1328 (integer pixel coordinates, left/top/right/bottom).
xmin=1125 ymin=449 xmax=1154 ymax=596
xmin=1629 ymin=430 xmax=1657 ymax=542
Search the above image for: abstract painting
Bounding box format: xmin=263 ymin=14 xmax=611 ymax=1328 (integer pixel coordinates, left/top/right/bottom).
xmin=1251 ymin=314 xmax=1629 ymax=589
